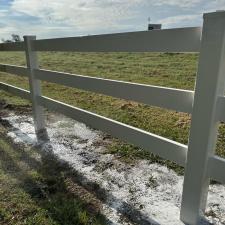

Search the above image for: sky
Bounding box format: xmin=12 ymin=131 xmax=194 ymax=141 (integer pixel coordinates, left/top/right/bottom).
xmin=0 ymin=0 xmax=225 ymax=40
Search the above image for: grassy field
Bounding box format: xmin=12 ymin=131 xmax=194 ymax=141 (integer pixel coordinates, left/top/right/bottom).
xmin=0 ymin=51 xmax=225 ymax=171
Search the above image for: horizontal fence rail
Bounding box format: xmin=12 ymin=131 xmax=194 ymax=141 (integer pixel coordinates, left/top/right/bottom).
xmin=38 ymin=95 xmax=188 ymax=166
xmin=208 ymin=156 xmax=225 ymax=184
xmin=34 ymin=69 xmax=194 ymax=113
xmin=32 ymin=27 xmax=202 ymax=52
xmin=0 ymin=64 xmax=28 ymax=77
xmin=0 ymin=82 xmax=30 ymax=100
xmin=0 ymin=41 xmax=25 ymax=51
xmin=0 ymin=27 xmax=201 ymax=53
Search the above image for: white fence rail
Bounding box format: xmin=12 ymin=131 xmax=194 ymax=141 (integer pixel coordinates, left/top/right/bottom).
xmin=32 ymin=27 xmax=201 ymax=52
xmin=0 ymin=64 xmax=28 ymax=77
xmin=0 ymin=11 xmax=225 ymax=225
xmin=34 ymin=68 xmax=194 ymax=113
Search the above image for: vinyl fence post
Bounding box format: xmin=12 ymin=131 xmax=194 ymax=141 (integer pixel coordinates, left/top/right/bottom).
xmin=180 ymin=11 xmax=225 ymax=225
xmin=24 ymin=35 xmax=48 ymax=141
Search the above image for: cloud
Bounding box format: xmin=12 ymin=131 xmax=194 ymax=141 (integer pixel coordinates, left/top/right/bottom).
xmin=0 ymin=0 xmax=224 ymax=41
xmin=11 ymin=0 xmax=146 ymax=32
xmin=0 ymin=9 xmax=8 ymax=17
xmin=150 ymin=0 xmax=202 ymax=8
xmin=158 ymin=14 xmax=201 ymax=27
xmin=204 ymin=0 xmax=225 ymax=11
xmin=10 ymin=0 xmax=206 ymax=33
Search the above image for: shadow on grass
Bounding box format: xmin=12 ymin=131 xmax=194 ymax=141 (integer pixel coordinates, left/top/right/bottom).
xmin=0 ymin=127 xmax=109 ymax=225
xmin=0 ymin=116 xmax=161 ymax=225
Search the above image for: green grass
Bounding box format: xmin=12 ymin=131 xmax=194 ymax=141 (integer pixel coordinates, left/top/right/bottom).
xmin=0 ymin=51 xmax=224 ymax=173
xmin=0 ymin=125 xmax=107 ymax=225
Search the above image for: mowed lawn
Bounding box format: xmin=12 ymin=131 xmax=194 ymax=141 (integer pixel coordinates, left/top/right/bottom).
xmin=0 ymin=52 xmax=225 ymax=173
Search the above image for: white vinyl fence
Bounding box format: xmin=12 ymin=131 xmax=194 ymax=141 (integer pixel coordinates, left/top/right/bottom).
xmin=0 ymin=11 xmax=225 ymax=225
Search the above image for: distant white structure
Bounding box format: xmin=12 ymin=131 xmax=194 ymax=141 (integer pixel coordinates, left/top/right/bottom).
xmin=148 ymin=24 xmax=162 ymax=30
xmin=148 ymin=17 xmax=161 ymax=30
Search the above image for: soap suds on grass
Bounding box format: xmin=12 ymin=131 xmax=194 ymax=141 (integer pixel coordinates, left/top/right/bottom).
xmin=2 ymin=112 xmax=225 ymax=225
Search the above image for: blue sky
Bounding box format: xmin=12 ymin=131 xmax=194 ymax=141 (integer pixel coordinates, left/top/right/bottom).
xmin=0 ymin=0 xmax=224 ymax=40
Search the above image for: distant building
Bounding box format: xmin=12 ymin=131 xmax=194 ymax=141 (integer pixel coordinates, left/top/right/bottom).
xmin=148 ymin=24 xmax=162 ymax=30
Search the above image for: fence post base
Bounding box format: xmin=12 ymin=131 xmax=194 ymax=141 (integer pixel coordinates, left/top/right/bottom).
xmin=24 ymin=35 xmax=48 ymax=142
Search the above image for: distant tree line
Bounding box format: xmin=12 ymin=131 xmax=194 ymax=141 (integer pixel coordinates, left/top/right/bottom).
xmin=1 ymin=34 xmax=21 ymax=43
